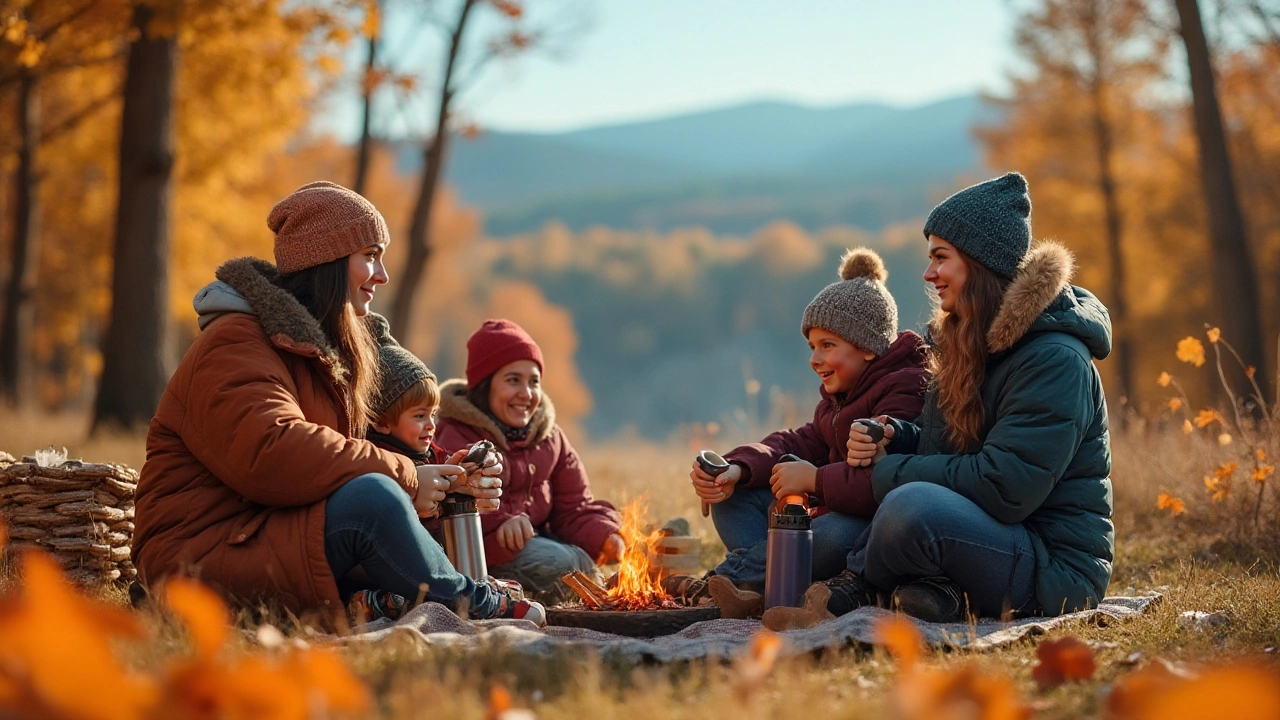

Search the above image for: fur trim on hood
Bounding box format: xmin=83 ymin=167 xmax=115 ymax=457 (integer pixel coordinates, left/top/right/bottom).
xmin=437 ymin=378 xmax=556 ymax=451
xmin=203 ymin=257 xmax=350 ymax=385
xmin=987 ymin=241 xmax=1075 ymax=354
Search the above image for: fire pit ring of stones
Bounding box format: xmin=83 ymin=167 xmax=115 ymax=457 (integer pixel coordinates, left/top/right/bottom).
xmin=545 ymin=605 xmax=721 ymax=637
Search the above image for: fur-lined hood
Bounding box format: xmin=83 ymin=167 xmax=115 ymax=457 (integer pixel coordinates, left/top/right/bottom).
xmin=986 ymin=242 xmax=1111 ymax=359
xmin=437 ymin=378 xmax=556 ymax=452
xmin=194 ymin=257 xmax=350 ymax=383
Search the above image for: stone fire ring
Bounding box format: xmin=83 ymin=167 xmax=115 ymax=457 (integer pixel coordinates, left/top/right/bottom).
xmin=545 ymin=605 xmax=722 ymax=637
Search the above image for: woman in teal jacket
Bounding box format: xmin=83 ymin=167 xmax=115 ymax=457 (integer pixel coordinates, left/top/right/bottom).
xmin=764 ymin=172 xmax=1113 ymax=628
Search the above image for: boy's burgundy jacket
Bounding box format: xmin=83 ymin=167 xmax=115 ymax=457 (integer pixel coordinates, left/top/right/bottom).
xmin=433 ymin=380 xmax=620 ymax=566
xmin=724 ymin=330 xmax=929 ymax=516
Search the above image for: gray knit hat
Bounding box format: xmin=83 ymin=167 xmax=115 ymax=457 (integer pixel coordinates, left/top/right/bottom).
xmin=801 ymin=248 xmax=898 ymax=356
xmin=368 ymin=313 xmax=435 ymax=419
xmin=922 ymin=172 xmax=1032 ymax=278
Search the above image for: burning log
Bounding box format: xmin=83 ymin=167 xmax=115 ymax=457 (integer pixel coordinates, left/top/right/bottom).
xmin=561 ymin=570 xmax=613 ymax=610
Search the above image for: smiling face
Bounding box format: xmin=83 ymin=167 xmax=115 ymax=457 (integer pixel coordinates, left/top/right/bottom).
xmin=807 ymin=328 xmax=877 ymax=395
xmin=375 ymin=402 xmax=438 ymax=453
xmin=487 ymin=360 xmax=542 ymax=428
xmin=924 ymin=234 xmax=970 ymax=316
xmin=347 ymin=242 xmax=389 ymax=316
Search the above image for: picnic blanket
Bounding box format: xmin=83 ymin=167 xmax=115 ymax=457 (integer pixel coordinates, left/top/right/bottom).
xmin=339 ymin=595 xmax=1160 ymax=663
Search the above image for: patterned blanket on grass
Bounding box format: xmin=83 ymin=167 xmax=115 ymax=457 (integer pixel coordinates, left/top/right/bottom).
xmin=339 ymin=595 xmax=1159 ymax=663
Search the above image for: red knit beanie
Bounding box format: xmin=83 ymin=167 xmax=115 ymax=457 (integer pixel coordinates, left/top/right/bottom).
xmin=466 ymin=319 xmax=544 ymax=388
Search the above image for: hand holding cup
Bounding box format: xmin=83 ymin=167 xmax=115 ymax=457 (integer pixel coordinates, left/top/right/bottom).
xmin=847 ymin=415 xmax=893 ymax=467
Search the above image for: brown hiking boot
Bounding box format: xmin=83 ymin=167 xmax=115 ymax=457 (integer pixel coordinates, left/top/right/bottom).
xmin=761 ymin=583 xmax=835 ymax=631
xmin=707 ymin=575 xmax=764 ymax=619
xmin=761 ymin=570 xmax=881 ymax=630
xmin=661 ymin=573 xmax=714 ymax=606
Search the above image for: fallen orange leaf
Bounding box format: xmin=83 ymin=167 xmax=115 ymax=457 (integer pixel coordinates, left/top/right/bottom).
xmin=165 ymin=578 xmax=230 ymax=659
xmin=894 ymin=663 xmax=1032 ymax=720
xmin=1109 ymin=661 xmax=1280 ymax=720
xmin=1031 ymin=636 xmax=1096 ymax=689
xmin=0 ymin=551 xmax=156 ymax=720
xmin=874 ymin=615 xmax=923 ymax=670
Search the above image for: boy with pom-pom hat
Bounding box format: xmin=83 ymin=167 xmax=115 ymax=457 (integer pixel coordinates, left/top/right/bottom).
xmin=672 ymin=248 xmax=931 ymax=616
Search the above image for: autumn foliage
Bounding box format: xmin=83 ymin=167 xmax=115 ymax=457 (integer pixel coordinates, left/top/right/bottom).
xmin=0 ymin=519 xmax=369 ymax=720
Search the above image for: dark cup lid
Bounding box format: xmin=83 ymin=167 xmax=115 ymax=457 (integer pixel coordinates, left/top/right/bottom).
xmin=440 ymin=493 xmax=477 ymax=516
xmin=769 ymin=502 xmax=811 ymax=529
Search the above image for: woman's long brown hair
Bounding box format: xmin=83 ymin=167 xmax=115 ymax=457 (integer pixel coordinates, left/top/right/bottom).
xmin=927 ymin=252 xmax=1012 ymax=452
xmin=276 ymin=257 xmax=379 ymax=437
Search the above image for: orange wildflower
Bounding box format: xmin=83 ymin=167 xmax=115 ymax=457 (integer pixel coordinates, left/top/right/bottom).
xmin=1176 ymin=337 xmax=1206 ymax=367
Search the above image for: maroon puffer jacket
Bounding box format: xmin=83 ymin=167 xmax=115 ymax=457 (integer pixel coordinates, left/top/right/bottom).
xmin=724 ymin=331 xmax=929 ymax=516
xmin=434 ymin=380 xmax=620 ymax=566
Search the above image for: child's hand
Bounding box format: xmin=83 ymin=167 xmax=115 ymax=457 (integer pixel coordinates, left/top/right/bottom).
xmin=769 ymin=459 xmax=816 ymax=500
xmin=496 ymin=514 xmax=536 ymax=552
xmin=412 ymin=464 xmax=460 ymax=518
xmin=847 ymin=415 xmax=894 ymax=467
xmin=689 ymin=461 xmax=741 ymax=505
xmin=597 ymin=533 xmax=625 ymax=565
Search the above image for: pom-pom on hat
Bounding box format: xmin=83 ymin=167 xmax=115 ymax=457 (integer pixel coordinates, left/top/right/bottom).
xmin=268 ymin=181 xmax=390 ymax=274
xmin=800 ymin=247 xmax=899 ymax=356
xmin=465 ymin=319 xmax=544 ymax=388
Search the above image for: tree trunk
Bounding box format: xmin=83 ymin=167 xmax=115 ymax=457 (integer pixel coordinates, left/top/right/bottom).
xmin=0 ymin=72 xmax=40 ymax=407
xmin=92 ymin=3 xmax=176 ymax=433
xmin=352 ymin=34 xmax=378 ymax=195
xmin=388 ymin=0 xmax=477 ymax=338
xmin=1174 ymin=0 xmax=1271 ymax=405
xmin=1084 ymin=8 xmax=1134 ymax=416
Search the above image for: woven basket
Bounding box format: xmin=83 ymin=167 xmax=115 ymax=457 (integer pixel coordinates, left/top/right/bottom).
xmin=0 ymin=450 xmax=138 ymax=585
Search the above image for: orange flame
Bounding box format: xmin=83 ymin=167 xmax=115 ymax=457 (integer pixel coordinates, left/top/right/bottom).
xmin=604 ymin=498 xmax=674 ymax=610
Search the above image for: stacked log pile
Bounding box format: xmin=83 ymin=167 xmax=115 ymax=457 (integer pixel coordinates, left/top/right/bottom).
xmin=0 ymin=450 xmax=138 ymax=585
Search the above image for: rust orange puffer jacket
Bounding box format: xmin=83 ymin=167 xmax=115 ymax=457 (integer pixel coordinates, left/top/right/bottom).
xmin=134 ymin=258 xmax=417 ymax=619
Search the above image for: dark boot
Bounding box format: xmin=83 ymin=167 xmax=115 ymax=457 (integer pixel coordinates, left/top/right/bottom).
xmin=891 ymin=577 xmax=969 ymax=623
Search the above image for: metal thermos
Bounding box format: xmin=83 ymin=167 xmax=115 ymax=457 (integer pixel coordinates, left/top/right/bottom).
xmin=440 ymin=440 xmax=494 ymax=580
xmin=440 ymin=493 xmax=487 ymax=580
xmin=764 ymin=453 xmax=813 ymax=610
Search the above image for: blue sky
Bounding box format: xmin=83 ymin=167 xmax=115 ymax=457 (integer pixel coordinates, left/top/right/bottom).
xmin=318 ymin=0 xmax=1018 ymax=139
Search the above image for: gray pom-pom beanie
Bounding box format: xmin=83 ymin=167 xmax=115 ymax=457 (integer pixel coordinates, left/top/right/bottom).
xmin=922 ymin=172 xmax=1032 ymax=278
xmin=800 ymin=248 xmax=898 ymax=356
xmin=368 ymin=313 xmax=436 ymax=420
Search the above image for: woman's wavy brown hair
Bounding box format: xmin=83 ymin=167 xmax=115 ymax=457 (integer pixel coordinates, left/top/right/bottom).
xmin=927 ymin=251 xmax=1012 ymax=452
xmin=277 ymin=256 xmax=380 ymax=437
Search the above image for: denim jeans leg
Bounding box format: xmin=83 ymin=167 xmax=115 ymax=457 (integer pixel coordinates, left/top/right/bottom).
xmin=849 ymin=483 xmax=1038 ymax=618
xmin=324 ymin=473 xmax=499 ymax=618
xmin=709 ymin=486 xmax=774 ymax=589
xmin=489 ymin=535 xmax=599 ymax=605
xmin=810 ymin=511 xmax=873 ymax=582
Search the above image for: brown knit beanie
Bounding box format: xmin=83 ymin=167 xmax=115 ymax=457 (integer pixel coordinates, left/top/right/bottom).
xmin=800 ymin=248 xmax=899 ymax=356
xmin=268 ymin=181 xmax=390 ymax=274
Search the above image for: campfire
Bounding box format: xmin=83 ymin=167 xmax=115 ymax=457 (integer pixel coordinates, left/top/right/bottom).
xmin=561 ymin=497 xmax=680 ymax=611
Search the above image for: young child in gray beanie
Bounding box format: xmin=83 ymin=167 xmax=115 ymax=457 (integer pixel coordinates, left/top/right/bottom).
xmin=675 ymin=248 xmax=932 ymax=616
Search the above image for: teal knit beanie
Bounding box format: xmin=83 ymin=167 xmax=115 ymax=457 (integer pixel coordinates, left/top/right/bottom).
xmin=922 ymin=172 xmax=1032 ymax=278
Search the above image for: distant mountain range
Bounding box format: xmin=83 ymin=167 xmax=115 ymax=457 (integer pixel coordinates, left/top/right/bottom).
xmin=398 ymin=94 xmax=996 ymax=234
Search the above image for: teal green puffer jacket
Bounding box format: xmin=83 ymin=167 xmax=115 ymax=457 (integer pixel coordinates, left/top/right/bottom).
xmin=872 ymin=242 xmax=1113 ymax=615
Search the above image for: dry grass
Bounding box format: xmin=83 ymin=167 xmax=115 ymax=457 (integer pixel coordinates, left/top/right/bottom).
xmin=3 ymin=411 xmax=1280 ymax=718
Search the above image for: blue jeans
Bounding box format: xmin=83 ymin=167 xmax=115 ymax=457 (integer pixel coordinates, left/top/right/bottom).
xmin=847 ymin=483 xmax=1038 ymax=618
xmin=489 ymin=535 xmax=602 ymax=605
xmin=711 ymin=486 xmax=871 ymax=591
xmin=324 ymin=473 xmax=498 ymax=618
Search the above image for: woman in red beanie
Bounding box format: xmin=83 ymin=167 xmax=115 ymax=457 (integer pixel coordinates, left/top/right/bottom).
xmin=435 ymin=319 xmax=625 ymax=604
